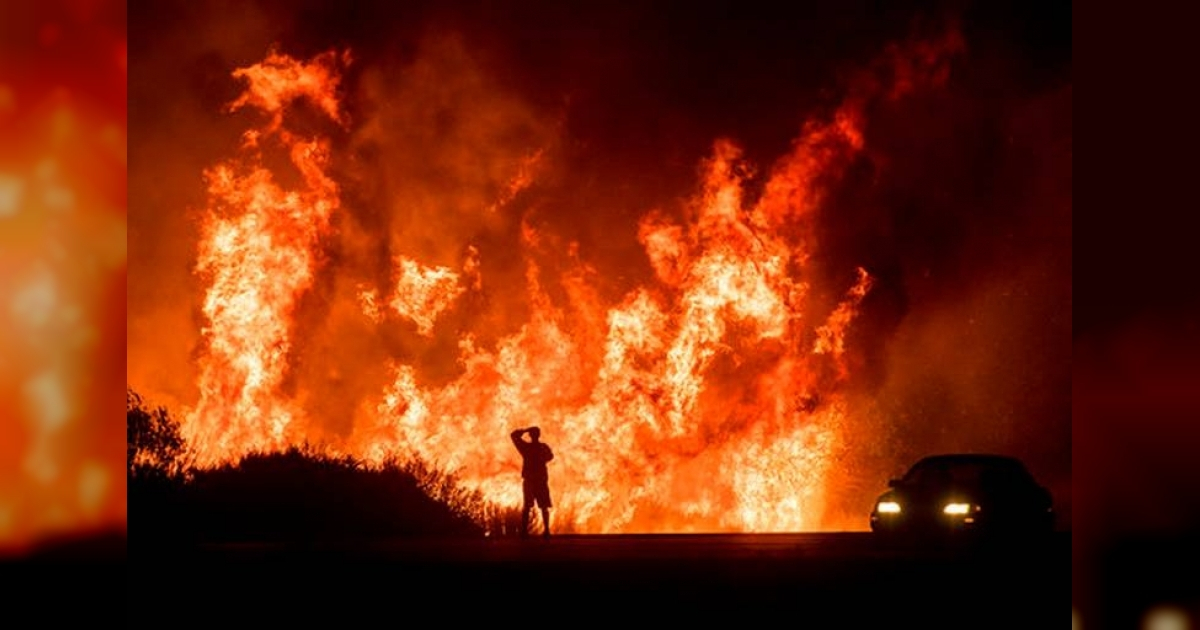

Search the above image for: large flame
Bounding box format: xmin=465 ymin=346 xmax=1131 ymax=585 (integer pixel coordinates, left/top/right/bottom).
xmin=177 ymin=29 xmax=964 ymax=533
xmin=183 ymin=50 xmax=349 ymax=462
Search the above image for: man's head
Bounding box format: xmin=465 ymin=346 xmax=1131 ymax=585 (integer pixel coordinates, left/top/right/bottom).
xmin=528 ymin=426 xmax=541 ymax=441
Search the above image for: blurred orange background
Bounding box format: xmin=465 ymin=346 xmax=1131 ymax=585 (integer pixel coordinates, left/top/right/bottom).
xmin=0 ymin=0 xmax=126 ymax=556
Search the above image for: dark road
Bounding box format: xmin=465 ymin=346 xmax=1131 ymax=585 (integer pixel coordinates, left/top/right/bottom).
xmin=187 ymin=530 xmax=1064 ymax=562
xmin=130 ymin=532 xmax=1068 ymax=626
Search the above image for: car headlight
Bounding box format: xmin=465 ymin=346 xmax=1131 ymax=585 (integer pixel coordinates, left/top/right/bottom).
xmin=877 ymin=501 xmax=901 ymax=514
xmin=943 ymin=503 xmax=972 ymax=515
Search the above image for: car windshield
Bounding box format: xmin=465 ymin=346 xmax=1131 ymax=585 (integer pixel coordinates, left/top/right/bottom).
xmin=902 ymin=458 xmax=1030 ymax=489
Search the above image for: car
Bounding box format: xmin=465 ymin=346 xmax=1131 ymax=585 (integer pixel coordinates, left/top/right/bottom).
xmin=869 ymin=453 xmax=1054 ymax=542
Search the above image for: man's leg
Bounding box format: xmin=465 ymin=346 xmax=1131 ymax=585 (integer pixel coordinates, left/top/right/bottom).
xmin=541 ymin=507 xmax=551 ymax=537
xmin=521 ymin=482 xmax=532 ymax=537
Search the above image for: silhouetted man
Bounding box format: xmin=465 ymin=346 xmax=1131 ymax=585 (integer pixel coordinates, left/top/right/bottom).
xmin=510 ymin=426 xmax=553 ymax=538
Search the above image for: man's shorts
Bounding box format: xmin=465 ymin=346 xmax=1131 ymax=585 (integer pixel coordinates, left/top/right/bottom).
xmin=523 ymin=478 xmax=552 ymax=508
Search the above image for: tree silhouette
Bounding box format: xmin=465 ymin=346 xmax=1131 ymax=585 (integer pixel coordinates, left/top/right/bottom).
xmin=127 ymin=388 xmax=189 ymax=479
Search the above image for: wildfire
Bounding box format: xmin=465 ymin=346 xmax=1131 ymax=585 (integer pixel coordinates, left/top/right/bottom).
xmin=177 ymin=28 xmax=963 ymax=533
xmin=183 ymin=49 xmax=348 ymax=464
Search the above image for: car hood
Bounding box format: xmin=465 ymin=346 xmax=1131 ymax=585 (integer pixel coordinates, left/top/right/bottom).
xmin=876 ymin=486 xmax=973 ymax=504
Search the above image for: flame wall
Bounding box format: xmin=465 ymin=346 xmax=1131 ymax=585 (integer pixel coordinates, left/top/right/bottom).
xmin=129 ymin=1 xmax=1070 ymax=533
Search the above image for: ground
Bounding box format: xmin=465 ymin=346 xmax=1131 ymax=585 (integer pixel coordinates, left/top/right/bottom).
xmin=127 ymin=531 xmax=1068 ymax=626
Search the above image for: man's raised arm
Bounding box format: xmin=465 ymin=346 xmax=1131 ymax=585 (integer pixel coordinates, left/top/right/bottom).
xmin=511 ymin=428 xmax=525 ymax=448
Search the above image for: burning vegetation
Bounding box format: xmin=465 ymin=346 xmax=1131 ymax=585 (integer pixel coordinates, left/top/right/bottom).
xmin=129 ymin=4 xmax=1070 ymax=536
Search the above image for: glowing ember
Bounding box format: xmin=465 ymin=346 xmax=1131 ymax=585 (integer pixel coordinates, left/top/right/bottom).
xmin=173 ymin=26 xmax=968 ymax=533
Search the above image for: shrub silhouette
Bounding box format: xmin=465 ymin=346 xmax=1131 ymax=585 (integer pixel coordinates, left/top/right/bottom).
xmin=184 ymin=447 xmax=485 ymax=542
xmin=127 ymin=389 xmax=523 ymax=549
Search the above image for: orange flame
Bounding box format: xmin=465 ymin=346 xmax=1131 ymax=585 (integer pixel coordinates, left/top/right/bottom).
xmin=183 ymin=49 xmax=349 ymax=466
xmin=815 ymin=267 xmax=874 ymax=379
xmin=373 ymin=256 xmax=465 ymax=336
xmin=488 ymin=149 xmax=544 ymax=214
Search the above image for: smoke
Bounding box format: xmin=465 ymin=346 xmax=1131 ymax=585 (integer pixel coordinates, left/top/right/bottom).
xmin=128 ymin=1 xmax=284 ymax=413
xmin=282 ymin=32 xmax=564 ymax=443
xmin=819 ymin=19 xmax=1071 ymax=525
